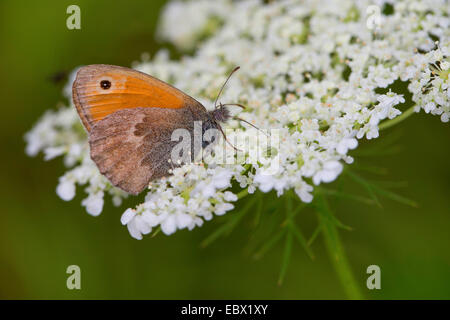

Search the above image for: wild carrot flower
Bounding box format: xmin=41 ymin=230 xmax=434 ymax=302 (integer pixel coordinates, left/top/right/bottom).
xmin=25 ymin=0 xmax=449 ymax=239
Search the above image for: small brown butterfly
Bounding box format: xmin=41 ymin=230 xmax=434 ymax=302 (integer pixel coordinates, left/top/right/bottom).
xmin=72 ymin=64 xmax=244 ymax=195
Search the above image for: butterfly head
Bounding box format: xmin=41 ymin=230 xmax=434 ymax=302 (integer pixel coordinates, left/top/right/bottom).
xmin=210 ymin=103 xmax=231 ymax=123
xmin=204 ymin=67 xmax=264 ymax=150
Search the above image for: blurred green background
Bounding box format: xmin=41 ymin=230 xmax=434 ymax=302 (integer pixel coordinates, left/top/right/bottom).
xmin=0 ymin=0 xmax=449 ymax=299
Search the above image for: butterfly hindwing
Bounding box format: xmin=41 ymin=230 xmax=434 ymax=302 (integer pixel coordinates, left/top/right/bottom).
xmin=89 ymin=107 xmax=195 ymax=194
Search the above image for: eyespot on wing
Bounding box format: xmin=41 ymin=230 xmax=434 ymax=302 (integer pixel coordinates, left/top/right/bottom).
xmin=72 ymin=64 xmax=199 ymax=131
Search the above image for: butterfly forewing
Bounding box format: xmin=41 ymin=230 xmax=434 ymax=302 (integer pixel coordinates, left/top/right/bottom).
xmin=72 ymin=64 xmax=197 ymax=132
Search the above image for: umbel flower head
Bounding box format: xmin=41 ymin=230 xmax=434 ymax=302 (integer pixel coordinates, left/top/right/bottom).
xmin=25 ymin=0 xmax=449 ymax=239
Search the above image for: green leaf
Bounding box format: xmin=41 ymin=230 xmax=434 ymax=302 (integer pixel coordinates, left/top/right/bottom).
xmin=314 ymin=197 xmax=340 ymax=258
xmin=320 ymin=188 xmax=376 ymax=205
xmin=351 ymin=130 xmax=404 ymax=157
xmin=245 ymin=198 xmax=285 ymax=256
xmin=315 ymin=187 xmax=353 ymax=231
xmin=370 ymin=183 xmax=418 ymax=207
xmin=330 ymin=214 xmax=353 ymax=231
xmin=352 ymin=145 xmax=402 ymax=157
xmin=314 ymin=192 xmax=363 ymax=299
xmin=201 ymin=197 xmax=256 ymax=247
xmin=347 ymin=170 xmax=417 ymax=207
xmin=278 ymin=231 xmax=293 ymax=286
xmin=281 ymin=194 xmax=306 ymax=226
xmin=352 ymin=163 xmax=388 ymax=175
xmin=346 ymin=170 xmax=382 ymax=207
xmin=307 ymin=225 xmax=322 ymax=247
xmin=253 ymin=229 xmax=286 ymax=260
xmin=374 ymin=180 xmax=409 ymax=188
xmin=289 ymin=223 xmax=314 ymax=260
xmin=252 ymin=192 xmax=263 ymax=228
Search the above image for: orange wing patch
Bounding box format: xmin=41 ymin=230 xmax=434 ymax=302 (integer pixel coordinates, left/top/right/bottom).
xmin=72 ymin=64 xmax=195 ymax=132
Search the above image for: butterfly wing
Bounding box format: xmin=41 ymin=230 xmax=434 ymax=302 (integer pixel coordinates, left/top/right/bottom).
xmin=89 ymin=107 xmax=195 ymax=195
xmin=73 ymin=64 xmax=200 ymax=132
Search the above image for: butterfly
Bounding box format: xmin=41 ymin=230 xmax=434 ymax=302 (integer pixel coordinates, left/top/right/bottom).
xmin=72 ymin=64 xmax=245 ymax=195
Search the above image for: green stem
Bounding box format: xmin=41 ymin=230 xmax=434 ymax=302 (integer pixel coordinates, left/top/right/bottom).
xmin=236 ymin=189 xmax=249 ymax=200
xmin=379 ymin=106 xmax=416 ymax=131
xmin=315 ymin=192 xmax=363 ymax=300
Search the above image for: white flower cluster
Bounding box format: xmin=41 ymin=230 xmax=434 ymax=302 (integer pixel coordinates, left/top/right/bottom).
xmin=25 ymin=0 xmax=449 ymax=239
xmin=157 ymin=0 xmax=231 ymax=51
xmin=24 ymin=105 xmax=129 ymax=216
xmin=121 ymin=164 xmax=241 ymax=239
xmin=409 ymin=47 xmax=450 ymax=122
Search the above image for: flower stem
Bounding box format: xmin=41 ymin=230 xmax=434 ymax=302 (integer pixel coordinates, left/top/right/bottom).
xmin=315 ymin=192 xmax=363 ymax=300
xmin=236 ymin=189 xmax=249 ymax=200
xmin=379 ymin=106 xmax=416 ymax=131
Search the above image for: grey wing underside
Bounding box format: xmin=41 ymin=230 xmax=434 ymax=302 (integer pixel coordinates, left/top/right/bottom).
xmin=89 ymin=107 xmax=194 ymax=195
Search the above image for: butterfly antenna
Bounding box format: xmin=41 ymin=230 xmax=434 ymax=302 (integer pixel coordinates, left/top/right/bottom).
xmin=233 ymin=117 xmax=268 ymax=137
xmin=219 ymin=103 xmax=246 ymax=109
xmin=214 ymin=66 xmax=240 ymax=109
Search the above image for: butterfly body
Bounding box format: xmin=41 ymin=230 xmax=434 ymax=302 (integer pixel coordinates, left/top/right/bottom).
xmin=72 ymin=64 xmax=230 ymax=194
